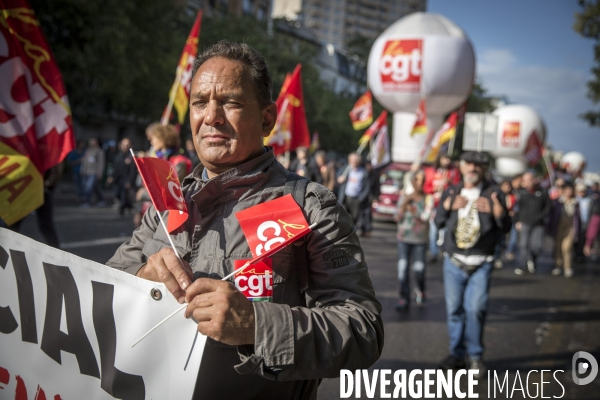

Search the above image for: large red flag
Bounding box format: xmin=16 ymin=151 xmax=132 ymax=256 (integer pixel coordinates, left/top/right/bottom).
xmin=132 ymin=155 xmax=189 ymax=233
xmin=264 ymin=65 xmax=310 ymax=155
xmin=161 ymin=11 xmax=202 ymax=125
xmin=236 ymin=194 xmax=311 ymax=258
xmin=0 ymin=0 xmax=75 ymax=225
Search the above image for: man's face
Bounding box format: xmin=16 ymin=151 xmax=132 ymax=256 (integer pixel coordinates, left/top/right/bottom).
xmin=120 ymin=139 xmax=131 ymax=152
xmin=440 ymin=156 xmax=451 ymax=168
xmin=348 ymin=154 xmax=360 ymax=168
xmin=459 ymin=161 xmax=483 ymax=185
xmin=189 ymin=57 xmax=276 ymax=176
xmin=521 ymin=173 xmax=535 ymax=190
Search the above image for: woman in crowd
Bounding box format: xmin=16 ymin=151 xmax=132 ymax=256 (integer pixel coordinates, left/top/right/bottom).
xmin=548 ymin=181 xmax=581 ymax=278
xmin=394 ymin=170 xmax=434 ymax=310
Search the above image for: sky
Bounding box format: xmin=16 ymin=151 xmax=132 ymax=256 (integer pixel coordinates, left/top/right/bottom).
xmin=428 ymin=0 xmax=600 ymax=172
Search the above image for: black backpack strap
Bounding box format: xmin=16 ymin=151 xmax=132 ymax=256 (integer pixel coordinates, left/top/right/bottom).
xmin=284 ymin=172 xmax=310 ymax=293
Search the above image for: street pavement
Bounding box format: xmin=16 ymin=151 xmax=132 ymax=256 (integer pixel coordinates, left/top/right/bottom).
xmin=15 ymin=181 xmax=600 ymax=399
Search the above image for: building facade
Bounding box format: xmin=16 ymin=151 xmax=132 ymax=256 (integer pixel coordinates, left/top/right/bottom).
xmin=299 ymin=0 xmax=427 ymax=49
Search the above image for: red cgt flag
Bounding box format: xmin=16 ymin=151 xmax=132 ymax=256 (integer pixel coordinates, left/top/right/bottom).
xmin=359 ymin=110 xmax=388 ymax=145
xmin=349 ymin=90 xmax=374 ymax=131
xmin=524 ymin=130 xmax=543 ymax=166
xmin=264 ymin=64 xmax=310 ymax=155
xmin=236 ymin=194 xmax=311 ymax=258
xmin=411 ymin=99 xmax=428 ymax=136
xmin=0 ymin=0 xmax=75 ymax=225
xmin=132 ymin=155 xmax=188 ymax=233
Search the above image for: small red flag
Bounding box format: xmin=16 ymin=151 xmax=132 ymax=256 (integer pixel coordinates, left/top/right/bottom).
xmin=411 ymin=99 xmax=428 ymax=136
xmin=359 ymin=110 xmax=388 ymax=145
xmin=349 ymin=90 xmax=373 ymax=130
xmin=236 ymin=194 xmax=311 ymax=258
xmin=524 ymin=130 xmax=543 ymax=165
xmin=132 ymin=156 xmax=188 ymax=233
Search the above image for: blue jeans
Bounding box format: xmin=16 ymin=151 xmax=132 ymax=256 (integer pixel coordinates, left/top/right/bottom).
xmin=82 ymin=174 xmax=104 ymax=204
xmin=397 ymin=241 xmax=426 ymax=303
xmin=443 ymin=255 xmax=492 ymax=360
xmin=506 ymin=225 xmax=518 ymax=254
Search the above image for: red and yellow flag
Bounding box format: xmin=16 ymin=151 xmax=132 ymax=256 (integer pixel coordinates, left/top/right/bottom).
xmin=411 ymin=99 xmax=428 ymax=136
xmin=0 ymin=0 xmax=75 ymax=225
xmin=426 ymin=112 xmax=457 ymax=162
xmin=264 ymin=64 xmax=310 ymax=155
xmin=349 ymin=90 xmax=373 ymax=130
xmin=359 ymin=110 xmax=388 ymax=145
xmin=162 ymin=11 xmax=202 ymax=125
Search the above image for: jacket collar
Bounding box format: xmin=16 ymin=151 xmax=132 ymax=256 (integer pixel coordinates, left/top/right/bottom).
xmin=187 ymin=147 xmax=278 ymax=210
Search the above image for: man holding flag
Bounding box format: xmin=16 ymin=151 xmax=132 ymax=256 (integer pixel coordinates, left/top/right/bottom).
xmin=107 ymin=41 xmax=383 ymax=399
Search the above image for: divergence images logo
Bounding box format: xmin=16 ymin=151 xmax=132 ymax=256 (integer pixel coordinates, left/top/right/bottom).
xmin=572 ymin=351 xmax=598 ymax=385
xmin=379 ymin=39 xmax=422 ymax=92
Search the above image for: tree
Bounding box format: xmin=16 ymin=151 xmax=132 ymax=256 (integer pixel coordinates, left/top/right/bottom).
xmin=30 ymin=0 xmax=191 ymax=123
xmin=574 ymin=0 xmax=600 ymax=127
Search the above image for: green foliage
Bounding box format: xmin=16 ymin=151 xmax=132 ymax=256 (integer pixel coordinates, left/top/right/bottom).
xmin=30 ymin=0 xmax=190 ymax=122
xmin=574 ymin=0 xmax=600 ymax=127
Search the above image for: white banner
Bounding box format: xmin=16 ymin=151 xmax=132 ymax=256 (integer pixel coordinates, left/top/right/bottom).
xmin=0 ymin=229 xmax=205 ymax=400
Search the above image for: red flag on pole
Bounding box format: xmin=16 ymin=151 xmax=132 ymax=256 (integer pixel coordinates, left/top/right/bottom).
xmin=0 ymin=0 xmax=75 ymax=225
xmin=161 ymin=11 xmax=202 ymax=125
xmin=236 ymin=194 xmax=311 ymax=258
xmin=359 ymin=110 xmax=388 ymax=145
xmin=132 ymin=155 xmax=189 ymax=233
xmin=411 ymin=99 xmax=428 ymax=136
xmin=264 ymin=64 xmax=310 ymax=155
xmin=524 ymin=130 xmax=543 ymax=166
xmin=349 ymin=90 xmax=373 ymax=130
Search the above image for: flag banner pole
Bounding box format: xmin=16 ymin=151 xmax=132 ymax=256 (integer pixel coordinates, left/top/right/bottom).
xmin=129 ymin=149 xmax=184 ymax=265
xmin=542 ymin=150 xmax=556 ymax=186
xmin=161 ymin=66 xmax=184 ymax=125
xmin=132 ymin=221 xmax=318 ymax=347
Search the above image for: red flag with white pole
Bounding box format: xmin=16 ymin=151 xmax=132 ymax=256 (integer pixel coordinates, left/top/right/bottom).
xmin=130 ymin=151 xmax=188 ymax=233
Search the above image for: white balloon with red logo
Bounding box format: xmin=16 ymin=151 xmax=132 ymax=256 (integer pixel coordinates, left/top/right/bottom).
xmin=367 ymin=12 xmax=475 ymax=163
xmin=489 ymin=104 xmax=547 ymax=177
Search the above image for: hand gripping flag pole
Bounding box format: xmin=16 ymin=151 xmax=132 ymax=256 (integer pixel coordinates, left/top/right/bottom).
xmin=131 ymin=194 xmax=316 ymax=347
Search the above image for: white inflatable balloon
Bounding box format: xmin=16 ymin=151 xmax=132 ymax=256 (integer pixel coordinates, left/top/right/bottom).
xmin=560 ymin=151 xmax=586 ymax=175
xmin=367 ymin=12 xmax=475 ymax=163
xmin=490 ymin=104 xmax=546 ymax=177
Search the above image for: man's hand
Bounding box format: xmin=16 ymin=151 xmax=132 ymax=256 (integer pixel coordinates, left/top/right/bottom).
xmin=476 ymin=192 xmax=504 ymax=218
xmin=444 ymin=193 xmax=468 ymax=211
xmin=185 ymin=278 xmax=255 ymax=346
xmin=584 ymin=245 xmax=592 ymax=257
xmin=515 ymin=222 xmax=522 ymax=232
xmin=136 ymin=247 xmax=193 ymax=304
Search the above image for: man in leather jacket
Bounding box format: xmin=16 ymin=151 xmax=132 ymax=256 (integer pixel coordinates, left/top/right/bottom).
xmin=107 ymin=40 xmax=383 ymax=399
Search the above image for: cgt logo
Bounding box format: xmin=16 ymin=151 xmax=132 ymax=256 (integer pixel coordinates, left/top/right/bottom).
xmin=501 ymin=121 xmax=520 ymax=148
xmin=572 ymin=351 xmax=598 ymax=385
xmin=379 ymin=39 xmax=422 ymax=92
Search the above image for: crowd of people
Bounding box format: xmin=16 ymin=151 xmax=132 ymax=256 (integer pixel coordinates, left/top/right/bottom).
xmin=5 ymin=40 xmax=599 ymax=394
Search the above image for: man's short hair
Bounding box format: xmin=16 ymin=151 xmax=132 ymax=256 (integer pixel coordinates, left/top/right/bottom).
xmin=192 ymin=40 xmax=273 ymax=108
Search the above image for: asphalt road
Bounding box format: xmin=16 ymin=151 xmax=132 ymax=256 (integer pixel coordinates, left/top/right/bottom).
xmin=15 ymin=181 xmax=600 ymax=400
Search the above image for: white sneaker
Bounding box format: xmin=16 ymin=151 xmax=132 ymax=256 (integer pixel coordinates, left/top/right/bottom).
xmin=494 ymin=259 xmax=503 ymax=269
xmin=527 ymin=260 xmax=536 ymax=274
xmin=564 ymin=269 xmax=574 ymax=278
xmin=551 ymin=268 xmax=562 ymax=276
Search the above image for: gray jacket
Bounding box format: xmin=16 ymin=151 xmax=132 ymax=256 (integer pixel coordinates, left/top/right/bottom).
xmin=107 ymin=148 xmax=383 ymax=399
